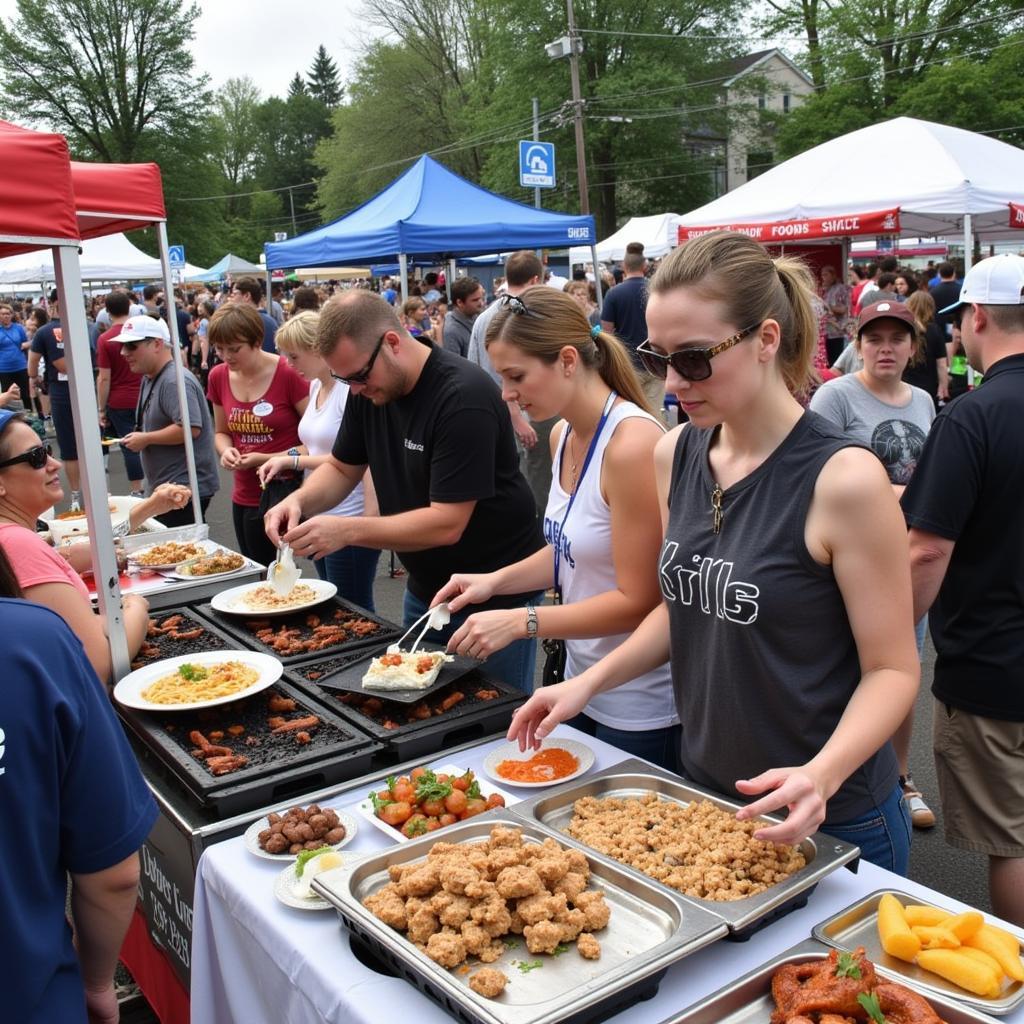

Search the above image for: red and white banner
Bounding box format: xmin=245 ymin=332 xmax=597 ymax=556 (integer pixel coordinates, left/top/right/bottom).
xmin=1009 ymin=202 xmax=1024 ymax=228
xmin=678 ymin=208 xmax=900 ymax=244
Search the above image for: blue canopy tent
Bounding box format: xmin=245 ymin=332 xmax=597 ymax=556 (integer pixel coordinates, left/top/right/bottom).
xmin=264 ymin=155 xmax=599 ymax=302
xmin=191 ymin=252 xmax=264 ymax=283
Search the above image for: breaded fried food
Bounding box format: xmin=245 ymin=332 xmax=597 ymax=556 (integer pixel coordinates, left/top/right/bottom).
xmin=425 ymin=931 xmax=466 ymax=969
xmin=362 ymin=886 xmax=407 ymax=931
xmin=469 ymin=967 xmax=508 ymax=998
xmin=573 ymin=890 xmax=611 ymax=931
xmin=552 ymin=871 xmax=588 ymax=902
xmin=407 ymin=905 xmax=441 ymax=945
xmin=555 ymin=906 xmax=588 ymax=942
xmin=577 ymin=932 xmax=601 ymax=960
xmin=440 ymin=863 xmax=482 ymax=896
xmin=524 ymin=920 xmax=564 ymax=955
xmin=460 ymin=920 xmax=493 ymax=956
xmin=495 ymin=865 xmax=543 ymax=899
xmin=517 ymin=890 xmax=568 ymax=925
xmin=488 ymin=826 xmax=524 ymax=849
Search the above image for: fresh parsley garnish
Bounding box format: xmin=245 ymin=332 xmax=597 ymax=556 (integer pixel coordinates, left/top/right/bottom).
xmin=551 ymin=944 xmax=569 ymax=956
xmin=178 ymin=663 xmax=207 ymax=682
xmin=504 ymin=938 xmax=520 ymax=950
xmin=414 ymin=768 xmax=453 ymax=803
xmin=385 ymin=775 xmax=397 ymax=792
xmin=294 ymin=846 xmax=331 ymax=877
xmin=369 ymin=791 xmax=393 ymax=815
xmin=466 ymin=778 xmax=482 ymax=800
xmin=836 ymin=951 xmax=862 ymax=979
xmin=516 ymin=959 xmax=543 ymax=973
xmin=404 ymin=817 xmax=428 ymax=837
xmin=858 ymin=992 xmax=887 ymax=1024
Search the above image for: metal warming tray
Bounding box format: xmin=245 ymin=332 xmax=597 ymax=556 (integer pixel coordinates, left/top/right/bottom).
xmin=313 ymin=812 xmax=728 ymax=1024
xmin=191 ymin=597 xmax=402 ymax=666
xmin=288 ymin=660 xmax=526 ymax=761
xmin=117 ymin=676 xmax=383 ymax=817
xmin=813 ymin=889 xmax=1024 ymax=1016
xmin=661 ymin=938 xmax=1001 ymax=1023
xmin=130 ymin=606 xmax=239 ymax=669
xmin=510 ymin=759 xmax=860 ymax=939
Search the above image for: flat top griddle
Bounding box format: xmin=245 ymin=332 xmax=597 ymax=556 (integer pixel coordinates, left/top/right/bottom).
xmin=312 ymin=642 xmax=482 ymax=703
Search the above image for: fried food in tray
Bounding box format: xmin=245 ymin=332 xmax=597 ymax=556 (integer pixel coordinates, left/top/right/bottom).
xmin=770 ymin=946 xmax=944 ymax=1023
xmin=132 ymin=612 xmax=232 ymax=670
xmin=176 ymin=550 xmax=245 ymax=576
xmin=566 ymin=793 xmax=805 ymax=902
xmin=240 ymin=606 xmax=386 ymax=657
xmin=362 ymin=824 xmax=610 ymax=997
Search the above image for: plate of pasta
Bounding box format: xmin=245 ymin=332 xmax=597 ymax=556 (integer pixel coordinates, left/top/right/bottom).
xmin=113 ymin=651 xmax=283 ymax=711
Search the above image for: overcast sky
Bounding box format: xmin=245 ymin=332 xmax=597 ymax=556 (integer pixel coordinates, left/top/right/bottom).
xmin=0 ymin=0 xmax=382 ymax=99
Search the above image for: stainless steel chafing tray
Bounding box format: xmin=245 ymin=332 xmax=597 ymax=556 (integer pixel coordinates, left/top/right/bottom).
xmin=509 ymin=759 xmax=860 ymax=937
xmin=659 ymin=938 xmax=1001 ymax=1023
xmin=813 ymin=889 xmax=1024 ymax=1016
xmin=312 ymin=811 xmax=728 ymax=1024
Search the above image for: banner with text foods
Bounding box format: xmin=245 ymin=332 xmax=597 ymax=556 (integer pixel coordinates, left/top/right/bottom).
xmin=678 ymin=208 xmax=900 ymax=243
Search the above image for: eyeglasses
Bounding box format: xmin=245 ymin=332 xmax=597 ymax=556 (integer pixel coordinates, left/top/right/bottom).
xmin=330 ymin=332 xmax=387 ymax=385
xmin=0 ymin=443 xmax=52 ymax=471
xmin=502 ymin=294 xmax=547 ymax=320
xmin=120 ymin=339 xmax=153 ymax=352
xmin=636 ymin=323 xmax=762 ymax=382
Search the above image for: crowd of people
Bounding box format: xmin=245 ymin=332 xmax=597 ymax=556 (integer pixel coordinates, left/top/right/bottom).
xmin=3 ymin=238 xmax=1024 ymax=1022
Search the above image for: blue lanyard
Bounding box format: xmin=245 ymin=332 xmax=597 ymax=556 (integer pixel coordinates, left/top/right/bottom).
xmin=553 ymin=391 xmax=616 ymax=597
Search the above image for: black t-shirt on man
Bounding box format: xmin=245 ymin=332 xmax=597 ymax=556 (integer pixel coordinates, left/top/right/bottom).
xmin=601 ymin=276 xmax=648 ymax=354
xmin=333 ymin=346 xmax=543 ymax=603
xmin=902 ymin=353 xmax=1024 ymax=720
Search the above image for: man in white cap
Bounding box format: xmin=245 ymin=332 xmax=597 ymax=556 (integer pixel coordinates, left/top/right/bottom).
xmin=902 ymin=253 xmax=1024 ymax=924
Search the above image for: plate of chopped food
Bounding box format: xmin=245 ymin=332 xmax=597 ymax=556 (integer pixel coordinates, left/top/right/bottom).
xmin=273 ymin=849 xmax=345 ymax=911
xmin=482 ymin=739 xmax=595 ymax=788
xmin=210 ymin=579 xmax=337 ymax=616
xmin=245 ymin=804 xmax=358 ymax=861
xmin=113 ymin=650 xmax=282 ymax=711
xmin=128 ymin=539 xmax=212 ymax=571
xmin=164 ymin=549 xmax=248 ymax=580
xmin=356 ymin=764 xmax=518 ymax=842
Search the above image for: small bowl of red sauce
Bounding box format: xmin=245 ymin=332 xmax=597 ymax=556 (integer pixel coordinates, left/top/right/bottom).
xmin=482 ymin=738 xmax=595 ymax=788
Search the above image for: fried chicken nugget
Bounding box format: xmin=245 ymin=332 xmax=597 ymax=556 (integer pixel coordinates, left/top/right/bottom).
xmin=573 ymin=890 xmax=610 ymax=931
xmin=555 ymin=907 xmax=588 ymax=943
xmin=400 ymin=862 xmax=442 ymax=897
xmin=495 ymin=865 xmax=544 ymax=899
xmin=508 ymin=909 xmax=526 ymax=934
xmin=464 ymin=878 xmax=497 ymax=901
xmin=440 ymin=863 xmax=482 ymax=896
xmin=468 ymin=967 xmax=508 ymax=998
xmin=460 ymin=920 xmax=494 ymax=957
xmin=532 ymin=853 xmax=572 ymax=886
xmin=565 ymin=849 xmax=590 ymax=879
xmin=517 ymin=890 xmax=568 ymax=926
xmin=524 ymin=920 xmax=564 ymax=955
xmin=488 ymin=826 xmax=523 ymax=849
xmin=362 ymin=888 xmax=408 ymax=931
xmin=471 ymin=895 xmax=513 ymax=937
xmin=552 ymin=871 xmax=588 ymax=902
xmin=436 ymin=893 xmax=474 ymax=929
xmin=486 ymin=846 xmax=524 ymax=876
xmin=577 ymin=932 xmax=601 ymax=960
xmin=407 ymin=905 xmax=442 ymax=945
xmin=425 ymin=931 xmax=466 ymax=969
xmin=478 ymin=940 xmax=506 ymax=964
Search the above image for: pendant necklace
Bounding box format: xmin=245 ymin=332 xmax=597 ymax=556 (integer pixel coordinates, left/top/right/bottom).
xmin=568 ymin=432 xmax=581 ymax=493
xmin=711 ymin=484 xmax=724 ymax=534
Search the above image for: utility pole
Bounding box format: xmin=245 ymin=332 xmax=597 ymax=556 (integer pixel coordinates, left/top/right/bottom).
xmin=532 ymin=97 xmax=542 ymax=211
xmin=288 ymin=186 xmax=298 ymax=238
xmin=565 ymin=0 xmax=590 ymax=215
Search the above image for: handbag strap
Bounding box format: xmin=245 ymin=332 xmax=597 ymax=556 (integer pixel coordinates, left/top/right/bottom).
xmin=553 ymin=391 xmax=617 ymax=599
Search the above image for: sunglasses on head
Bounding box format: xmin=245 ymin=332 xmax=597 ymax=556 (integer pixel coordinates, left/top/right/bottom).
xmin=636 ymin=323 xmax=762 ymax=382
xmin=502 ymin=294 xmax=547 ymax=320
xmin=330 ymin=332 xmax=387 ymax=385
xmin=0 ymin=443 xmax=52 ymax=470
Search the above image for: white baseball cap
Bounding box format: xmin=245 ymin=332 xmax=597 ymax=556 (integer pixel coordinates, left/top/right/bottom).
xmin=939 ymin=253 xmax=1024 ymax=313
xmin=118 ymin=314 xmax=171 ymax=343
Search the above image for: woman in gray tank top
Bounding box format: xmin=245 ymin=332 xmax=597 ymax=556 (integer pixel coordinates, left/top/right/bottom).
xmin=508 ymin=231 xmax=920 ymax=874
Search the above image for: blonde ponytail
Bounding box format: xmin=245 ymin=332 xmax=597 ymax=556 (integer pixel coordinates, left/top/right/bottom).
xmin=590 ymin=329 xmax=652 ymax=413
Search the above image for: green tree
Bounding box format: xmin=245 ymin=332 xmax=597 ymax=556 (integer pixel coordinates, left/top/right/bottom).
xmin=0 ymin=0 xmax=208 ymax=162
xmin=210 ymin=77 xmax=262 ymax=216
xmin=288 ymin=73 xmax=308 ymax=98
xmin=307 ymin=44 xmax=344 ymax=107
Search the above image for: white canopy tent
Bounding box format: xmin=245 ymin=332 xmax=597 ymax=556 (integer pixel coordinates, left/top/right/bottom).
xmin=677 ymin=118 xmax=1024 ymax=254
xmin=569 ymin=212 xmax=680 ymax=266
xmin=0 ymin=231 xmax=206 ymax=284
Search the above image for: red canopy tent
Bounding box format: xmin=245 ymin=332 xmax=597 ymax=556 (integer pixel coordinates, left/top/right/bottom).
xmin=71 ymin=159 xmax=167 ymax=240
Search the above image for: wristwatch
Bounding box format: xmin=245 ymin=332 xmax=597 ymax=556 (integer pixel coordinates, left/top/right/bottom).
xmin=525 ymin=604 xmax=538 ymax=639
xmin=287 ymin=447 xmax=300 ymax=471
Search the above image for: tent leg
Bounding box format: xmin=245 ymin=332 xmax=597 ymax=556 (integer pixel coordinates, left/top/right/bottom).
xmin=591 ymin=245 xmax=604 ymax=308
xmin=964 ymin=213 xmax=975 ymax=388
xmin=54 ymin=245 xmax=131 ymax=681
xmin=157 ymin=222 xmax=203 ymax=525
xmin=447 ymin=259 xmax=456 ymax=300
xmin=399 ymin=254 xmax=409 ymax=303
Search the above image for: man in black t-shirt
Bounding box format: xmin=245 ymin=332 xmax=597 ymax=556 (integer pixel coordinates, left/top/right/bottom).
xmin=903 ymin=253 xmax=1024 ymax=925
xmin=265 ymin=290 xmax=544 ymax=692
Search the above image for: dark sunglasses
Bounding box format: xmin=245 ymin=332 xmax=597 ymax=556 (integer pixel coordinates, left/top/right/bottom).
xmin=330 ymin=332 xmax=387 ymax=385
xmin=120 ymin=339 xmax=154 ymax=352
xmin=636 ymin=323 xmax=762 ymax=382
xmin=0 ymin=443 xmax=52 ymax=470
xmin=502 ymin=294 xmax=547 ymax=320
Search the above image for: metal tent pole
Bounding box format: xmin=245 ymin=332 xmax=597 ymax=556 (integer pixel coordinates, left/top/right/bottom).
xmin=157 ymin=222 xmax=202 ymax=524
xmin=54 ymin=245 xmax=131 ymax=680
xmin=963 ymin=213 xmax=976 ymax=388
xmin=399 ymin=254 xmax=409 ymax=303
xmin=447 ymin=259 xmax=456 ymax=299
xmin=591 ymin=244 xmax=603 ymax=307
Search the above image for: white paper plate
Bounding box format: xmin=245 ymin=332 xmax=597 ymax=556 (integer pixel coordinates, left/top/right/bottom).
xmin=162 ymin=550 xmax=250 ymax=581
xmin=481 ymin=739 xmax=595 ymax=788
xmin=273 ymin=863 xmax=332 ymax=911
xmin=356 ymin=763 xmax=519 ymax=844
xmin=129 ymin=538 xmax=219 ymax=572
xmin=210 ymin=579 xmax=338 ymax=616
xmin=113 ymin=650 xmax=283 ymax=711
xmin=244 ymin=808 xmax=358 ymax=861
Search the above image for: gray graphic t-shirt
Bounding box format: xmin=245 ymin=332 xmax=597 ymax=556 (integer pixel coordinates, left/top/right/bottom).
xmin=809 ymin=373 xmax=934 ymax=485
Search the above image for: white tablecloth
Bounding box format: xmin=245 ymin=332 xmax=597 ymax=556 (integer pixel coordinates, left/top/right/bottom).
xmin=191 ymin=727 xmax=1021 ymax=1024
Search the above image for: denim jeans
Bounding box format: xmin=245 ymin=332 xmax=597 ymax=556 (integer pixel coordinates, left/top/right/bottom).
xmin=315 ymin=545 xmax=380 ymax=612
xmin=402 ymin=587 xmax=540 ymax=695
xmin=105 ymin=406 xmax=144 ymax=482
xmin=821 ymin=783 xmax=912 ymax=875
xmin=566 ymin=713 xmax=681 ymax=774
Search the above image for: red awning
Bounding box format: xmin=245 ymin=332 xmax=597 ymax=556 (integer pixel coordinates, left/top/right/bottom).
xmin=0 ymin=119 xmax=80 ymax=258
xmin=71 ymin=160 xmax=167 ymax=238
xmin=678 ymin=208 xmax=901 ymax=244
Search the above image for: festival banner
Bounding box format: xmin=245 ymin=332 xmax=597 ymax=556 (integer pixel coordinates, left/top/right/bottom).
xmin=1009 ymin=202 xmax=1024 ymax=228
xmin=678 ymin=208 xmax=901 ymax=243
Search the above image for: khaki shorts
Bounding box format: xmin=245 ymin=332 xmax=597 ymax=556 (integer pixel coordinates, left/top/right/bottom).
xmin=933 ymin=698 xmax=1024 ymax=857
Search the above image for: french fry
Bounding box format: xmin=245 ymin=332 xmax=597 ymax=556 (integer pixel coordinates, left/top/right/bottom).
xmin=945 ymin=910 xmax=984 ymax=942
xmin=878 ymin=893 xmax=921 ymax=962
xmin=966 ymin=927 xmax=1024 ymax=982
xmin=918 ymin=948 xmax=1002 ymax=998
xmin=905 ymin=904 xmax=953 ymax=927
xmin=980 ymin=921 xmax=1021 ymax=956
xmin=913 ymin=924 xmax=961 ymax=949
xmin=958 ymin=945 xmax=1006 ymax=982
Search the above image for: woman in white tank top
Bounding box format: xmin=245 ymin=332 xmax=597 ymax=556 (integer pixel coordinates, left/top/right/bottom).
xmin=434 ymin=286 xmax=679 ymax=769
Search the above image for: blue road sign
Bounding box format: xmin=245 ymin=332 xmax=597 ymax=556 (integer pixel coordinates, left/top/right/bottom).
xmin=519 ymin=141 xmax=556 ymax=189
xmin=168 ymin=244 xmax=186 ymax=268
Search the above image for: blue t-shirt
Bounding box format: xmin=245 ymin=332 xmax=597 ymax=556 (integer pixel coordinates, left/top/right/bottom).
xmin=0 ymin=321 xmax=28 ymax=372
xmin=601 ymin=276 xmax=648 ymax=352
xmin=382 ymin=287 xmax=397 ymax=305
xmin=30 ymin=318 xmax=69 ymax=398
xmin=0 ymin=599 xmax=157 ymax=1023
xmin=260 ymin=310 xmax=278 ymax=352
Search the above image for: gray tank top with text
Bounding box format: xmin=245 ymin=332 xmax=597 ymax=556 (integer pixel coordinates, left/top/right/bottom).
xmin=662 ymin=411 xmax=898 ymax=824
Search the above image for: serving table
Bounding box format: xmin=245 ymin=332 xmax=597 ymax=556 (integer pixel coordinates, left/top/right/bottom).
xmin=190 ymin=726 xmax=1021 ymax=1024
